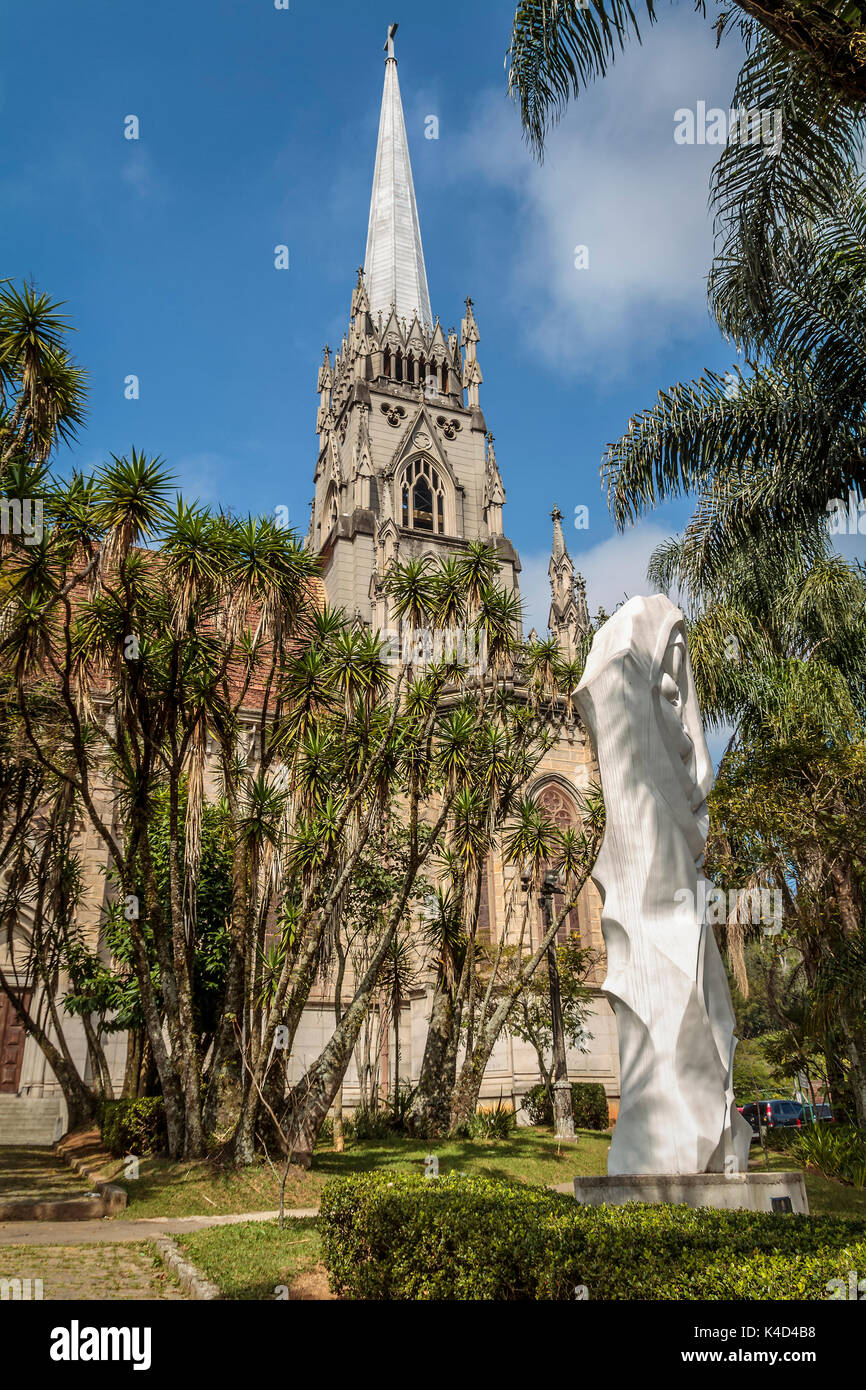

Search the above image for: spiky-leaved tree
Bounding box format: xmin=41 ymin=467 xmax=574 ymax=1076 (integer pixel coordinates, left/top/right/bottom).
xmin=2 ymin=440 xmax=322 ymax=1157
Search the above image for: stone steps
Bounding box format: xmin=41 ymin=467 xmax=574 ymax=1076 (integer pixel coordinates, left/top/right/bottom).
xmin=0 ymin=1096 xmax=65 ymax=1145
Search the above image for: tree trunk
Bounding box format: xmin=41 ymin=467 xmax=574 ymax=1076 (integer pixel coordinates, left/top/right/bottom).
xmin=840 ymin=1008 xmax=866 ymax=1128
xmin=122 ymin=1029 xmax=143 ymax=1099
xmin=407 ymin=981 xmax=455 ymax=1137
xmin=332 ymin=937 xmax=347 ymax=1151
xmin=81 ymin=1013 xmax=114 ymax=1102
xmin=280 ymin=854 xmax=424 ymax=1165
xmin=0 ymin=972 xmax=97 ymax=1131
xmin=546 ymin=937 xmax=575 ymax=1141
xmin=166 ymin=778 xmax=205 ymax=1159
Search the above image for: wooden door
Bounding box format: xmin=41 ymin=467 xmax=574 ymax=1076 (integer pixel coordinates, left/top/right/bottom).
xmin=0 ymin=990 xmax=31 ymax=1093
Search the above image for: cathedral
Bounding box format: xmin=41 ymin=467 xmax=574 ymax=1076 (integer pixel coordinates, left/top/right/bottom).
xmin=300 ymin=27 xmax=620 ymax=1118
xmin=0 ymin=27 xmax=620 ymax=1132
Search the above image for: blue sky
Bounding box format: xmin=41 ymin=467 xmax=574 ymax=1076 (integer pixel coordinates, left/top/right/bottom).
xmin=1 ymin=0 xmax=777 ymax=643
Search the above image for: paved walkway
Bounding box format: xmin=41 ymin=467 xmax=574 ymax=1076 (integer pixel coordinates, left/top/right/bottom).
xmin=0 ymin=1207 xmax=319 ymax=1246
xmin=0 ymin=1241 xmax=188 ymax=1300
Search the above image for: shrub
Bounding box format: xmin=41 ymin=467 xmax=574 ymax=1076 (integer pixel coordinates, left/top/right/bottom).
xmin=345 ymin=1086 xmax=419 ymax=1142
xmin=469 ymin=1099 xmax=516 ymax=1140
xmin=349 ymin=1102 xmax=394 ymax=1142
xmin=385 ymin=1083 xmax=418 ymax=1134
xmin=100 ymin=1097 xmax=167 ymax=1156
xmin=571 ymin=1082 xmax=609 ymax=1130
xmin=520 ymin=1083 xmax=552 ymax=1126
xmin=794 ymin=1125 xmax=866 ymax=1187
xmin=319 ymin=1171 xmax=866 ymax=1300
xmin=520 ymin=1082 xmax=609 ymax=1130
xmin=761 ymin=1125 xmax=798 ymax=1153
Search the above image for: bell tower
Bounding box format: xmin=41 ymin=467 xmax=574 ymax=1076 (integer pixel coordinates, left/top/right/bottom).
xmin=307 ymin=25 xmax=521 ymax=628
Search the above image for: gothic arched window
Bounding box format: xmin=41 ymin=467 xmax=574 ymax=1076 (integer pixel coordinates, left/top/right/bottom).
xmin=324 ymin=487 xmax=338 ymax=538
xmin=400 ymin=457 xmax=447 ymax=534
xmin=535 ymin=782 xmax=585 ymax=945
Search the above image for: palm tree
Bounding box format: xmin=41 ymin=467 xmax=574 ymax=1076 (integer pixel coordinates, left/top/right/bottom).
xmin=506 ymin=8 xmax=866 ymax=567
xmin=650 ymin=524 xmax=866 ymax=1122
xmin=508 ymin=2 xmax=866 ymax=150
xmin=605 ymin=181 xmax=866 ymax=572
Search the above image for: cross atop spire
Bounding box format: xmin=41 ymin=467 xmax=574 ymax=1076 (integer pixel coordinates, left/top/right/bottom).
xmin=364 ymin=27 xmax=433 ymax=330
xmin=550 ymin=504 xmax=567 ymax=561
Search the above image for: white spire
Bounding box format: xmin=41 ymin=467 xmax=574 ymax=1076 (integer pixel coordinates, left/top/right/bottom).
xmin=363 ymin=25 xmax=433 ymax=331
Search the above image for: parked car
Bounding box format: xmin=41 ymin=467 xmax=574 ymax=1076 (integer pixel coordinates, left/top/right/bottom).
xmin=802 ymin=1103 xmax=836 ymax=1124
xmin=740 ymin=1100 xmax=804 ymax=1133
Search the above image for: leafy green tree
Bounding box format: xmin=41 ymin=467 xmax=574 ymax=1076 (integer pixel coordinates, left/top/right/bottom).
xmin=650 ymin=529 xmax=866 ymax=1122
xmin=503 ymin=933 xmax=597 ymax=1096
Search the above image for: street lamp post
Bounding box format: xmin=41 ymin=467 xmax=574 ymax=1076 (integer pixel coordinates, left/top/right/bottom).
xmin=538 ymin=870 xmax=575 ymax=1141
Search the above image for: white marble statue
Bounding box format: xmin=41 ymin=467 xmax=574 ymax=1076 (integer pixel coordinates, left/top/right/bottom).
xmin=575 ymin=595 xmax=752 ymax=1176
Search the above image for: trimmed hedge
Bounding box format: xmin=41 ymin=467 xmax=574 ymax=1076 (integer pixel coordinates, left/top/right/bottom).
xmin=521 ymin=1082 xmax=609 ymax=1130
xmin=319 ymin=1171 xmax=866 ymax=1300
xmin=100 ymin=1097 xmax=167 ymax=1156
xmin=572 ymin=1083 xmax=609 ymax=1130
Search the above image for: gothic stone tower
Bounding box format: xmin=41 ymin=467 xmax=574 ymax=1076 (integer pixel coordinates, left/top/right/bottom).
xmin=306 ymin=25 xmax=520 ymax=625
xmin=304 ymin=27 xmax=619 ymax=1116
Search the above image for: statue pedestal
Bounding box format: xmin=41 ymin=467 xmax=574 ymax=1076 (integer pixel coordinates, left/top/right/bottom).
xmin=560 ymin=1171 xmax=809 ymax=1214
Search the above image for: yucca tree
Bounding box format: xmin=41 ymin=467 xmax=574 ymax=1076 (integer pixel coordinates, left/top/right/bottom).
xmin=2 ymin=433 xmax=327 ymax=1157
xmin=408 ymin=882 xmax=466 ymax=1136
xmin=0 ymin=281 xmax=87 ymax=478
xmin=384 ymin=555 xmax=435 ymax=632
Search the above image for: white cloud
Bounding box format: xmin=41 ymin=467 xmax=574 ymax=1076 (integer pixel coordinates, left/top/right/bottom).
xmin=519 ymin=520 xmax=672 ymax=634
xmin=454 ymin=14 xmax=744 ymax=377
xmin=172 ymin=452 xmax=230 ymax=507
xmin=120 ymin=149 xmax=160 ymax=201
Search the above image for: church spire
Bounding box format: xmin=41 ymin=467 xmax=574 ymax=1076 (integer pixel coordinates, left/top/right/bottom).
xmin=548 ymin=504 xmax=590 ymax=658
xmin=363 ymin=24 xmax=433 ymax=331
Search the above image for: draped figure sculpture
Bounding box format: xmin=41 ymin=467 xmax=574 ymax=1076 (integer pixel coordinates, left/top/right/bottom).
xmin=575 ymin=595 xmax=752 ymax=1176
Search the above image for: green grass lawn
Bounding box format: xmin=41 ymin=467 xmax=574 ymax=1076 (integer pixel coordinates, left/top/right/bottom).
xmin=177 ymin=1219 xmax=323 ymax=1300
xmin=105 ymin=1126 xmax=612 ymax=1218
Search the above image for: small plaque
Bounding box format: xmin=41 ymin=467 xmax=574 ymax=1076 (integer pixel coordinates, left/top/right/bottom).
xmin=771 ymin=1196 xmax=793 ymax=1213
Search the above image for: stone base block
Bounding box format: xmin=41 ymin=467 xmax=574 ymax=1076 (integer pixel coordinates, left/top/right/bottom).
xmin=568 ymin=1171 xmax=809 ymax=1214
